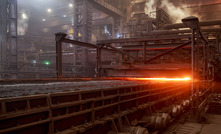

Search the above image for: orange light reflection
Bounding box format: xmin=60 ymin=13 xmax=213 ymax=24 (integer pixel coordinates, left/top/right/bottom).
xmin=125 ymin=77 xmax=191 ymax=81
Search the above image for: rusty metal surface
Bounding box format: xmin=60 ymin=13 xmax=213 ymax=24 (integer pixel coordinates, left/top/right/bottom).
xmin=163 ymin=19 xmax=221 ymax=29
xmin=142 ymin=28 xmax=221 ymax=36
xmin=144 ymin=41 xmax=191 ymax=63
xmin=97 ymin=35 xmax=191 ymax=45
xmin=95 ymin=17 xmax=219 ymax=79
xmin=0 ymin=81 xmax=191 ymax=134
xmin=0 ymin=79 xmax=146 ymax=98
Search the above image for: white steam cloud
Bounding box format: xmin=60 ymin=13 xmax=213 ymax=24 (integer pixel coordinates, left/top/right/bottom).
xmin=145 ymin=0 xmax=201 ymax=23
xmin=18 ymin=10 xmax=29 ymax=35
xmin=144 ymin=0 xmax=155 ymax=15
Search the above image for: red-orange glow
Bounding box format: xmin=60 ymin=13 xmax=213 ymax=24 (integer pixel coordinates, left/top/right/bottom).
xmin=125 ymin=77 xmax=191 ymax=81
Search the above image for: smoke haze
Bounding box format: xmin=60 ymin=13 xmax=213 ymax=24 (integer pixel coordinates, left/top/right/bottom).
xmin=18 ymin=10 xmax=29 ymax=35
xmin=144 ymin=0 xmax=155 ymax=15
xmin=145 ymin=0 xmax=201 ymax=23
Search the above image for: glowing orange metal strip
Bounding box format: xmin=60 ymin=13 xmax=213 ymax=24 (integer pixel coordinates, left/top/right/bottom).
xmin=125 ymin=77 xmax=191 ymax=81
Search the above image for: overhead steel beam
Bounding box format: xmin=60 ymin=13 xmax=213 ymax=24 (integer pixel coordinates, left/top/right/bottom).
xmin=90 ymin=0 xmax=125 ymax=17
xmin=142 ymin=28 xmax=221 ymax=36
xmin=63 ymin=38 xmax=98 ymax=48
xmin=97 ymin=35 xmax=191 ymax=45
xmin=101 ymin=63 xmax=191 ymax=70
xmin=106 ymin=44 xmax=142 ymax=62
xmin=144 ymin=41 xmax=191 ymax=63
xmin=164 ymin=19 xmax=221 ymax=29
xmin=55 ymin=32 xmax=98 ymax=78
xmin=122 ymin=46 xmax=194 ymax=51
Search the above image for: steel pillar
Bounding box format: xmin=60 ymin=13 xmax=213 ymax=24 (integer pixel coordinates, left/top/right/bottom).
xmin=143 ymin=42 xmax=147 ymax=63
xmin=144 ymin=41 xmax=191 ymax=64
xmin=55 ymin=33 xmax=67 ymax=78
xmin=0 ymin=0 xmax=17 ymax=79
xmin=74 ymin=0 xmax=92 ymax=43
xmin=182 ymin=16 xmax=200 ymax=95
xmin=73 ymin=0 xmax=93 ymax=76
xmin=96 ymin=47 xmax=101 ymax=78
xmin=191 ymin=29 xmax=196 ymax=95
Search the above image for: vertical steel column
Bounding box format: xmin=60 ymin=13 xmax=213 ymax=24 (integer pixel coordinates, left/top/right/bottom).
xmin=96 ymin=47 xmax=101 ymax=78
xmin=74 ymin=0 xmax=92 ymax=76
xmin=143 ymin=42 xmax=147 ymax=64
xmin=55 ymin=33 xmax=67 ymax=78
xmin=74 ymin=0 xmax=92 ymax=42
xmin=8 ymin=0 xmax=18 ymax=78
xmin=206 ymin=42 xmax=209 ymax=83
xmin=156 ymin=8 xmax=160 ymax=30
xmin=216 ymin=32 xmax=220 ymax=51
xmin=182 ymin=16 xmax=199 ymax=96
xmin=56 ymin=36 xmax=62 ymax=78
xmin=195 ymin=28 xmax=200 ymax=93
xmin=0 ymin=0 xmax=4 ymax=78
xmin=191 ymin=29 xmax=196 ymax=95
xmin=203 ymin=42 xmax=206 ymax=89
xmin=0 ymin=0 xmax=17 ymax=79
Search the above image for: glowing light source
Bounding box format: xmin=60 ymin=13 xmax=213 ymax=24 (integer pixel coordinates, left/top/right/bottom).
xmin=47 ymin=8 xmax=52 ymax=13
xmin=42 ymin=19 xmax=46 ymax=21
xmin=69 ymin=3 xmax=73 ymax=7
xmin=22 ymin=13 xmax=27 ymax=19
xmin=125 ymin=77 xmax=191 ymax=81
xmin=44 ymin=61 xmax=50 ymax=65
xmin=78 ymin=33 xmax=82 ymax=37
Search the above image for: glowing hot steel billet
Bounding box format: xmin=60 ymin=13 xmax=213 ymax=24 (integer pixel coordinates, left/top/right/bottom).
xmin=125 ymin=77 xmax=191 ymax=81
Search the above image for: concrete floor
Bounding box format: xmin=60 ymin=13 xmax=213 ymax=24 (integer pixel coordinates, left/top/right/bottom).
xmin=162 ymin=114 xmax=221 ymax=134
xmin=200 ymin=114 xmax=221 ymax=134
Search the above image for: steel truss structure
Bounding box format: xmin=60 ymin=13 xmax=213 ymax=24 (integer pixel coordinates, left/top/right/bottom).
xmin=55 ymin=16 xmax=220 ymax=82
xmin=0 ymin=14 xmax=220 ymax=133
xmin=0 ymin=0 xmax=17 ymax=79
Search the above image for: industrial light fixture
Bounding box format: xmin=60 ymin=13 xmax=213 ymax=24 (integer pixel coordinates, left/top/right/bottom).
xmin=69 ymin=3 xmax=73 ymax=7
xmin=44 ymin=61 xmax=50 ymax=65
xmin=47 ymin=8 xmax=52 ymax=13
xmin=22 ymin=13 xmax=27 ymax=19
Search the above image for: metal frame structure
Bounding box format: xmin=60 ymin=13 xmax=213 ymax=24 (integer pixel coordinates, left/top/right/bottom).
xmin=74 ymin=0 xmax=92 ymax=43
xmin=97 ymin=17 xmax=220 ymax=79
xmin=155 ymin=7 xmax=171 ymax=30
xmin=1 ymin=15 xmax=219 ymax=134
xmin=0 ymin=0 xmax=17 ymax=79
xmin=55 ymin=33 xmax=97 ymax=78
xmin=96 ymin=33 xmax=192 ymax=78
xmin=55 ymin=17 xmax=220 ymax=82
xmin=0 ymin=81 xmax=192 ymax=134
xmin=74 ymin=0 xmax=126 ymax=43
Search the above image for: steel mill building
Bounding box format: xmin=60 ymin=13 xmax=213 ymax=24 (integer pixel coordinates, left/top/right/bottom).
xmin=0 ymin=0 xmax=221 ymax=134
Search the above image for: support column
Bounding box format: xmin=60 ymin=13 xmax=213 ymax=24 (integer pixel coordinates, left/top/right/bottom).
xmin=182 ymin=16 xmax=199 ymax=95
xmin=143 ymin=42 xmax=147 ymax=64
xmin=55 ymin=33 xmax=67 ymax=78
xmin=0 ymin=0 xmax=17 ymax=79
xmin=74 ymin=0 xmax=92 ymax=43
xmin=191 ymin=29 xmax=196 ymax=95
xmin=96 ymin=47 xmax=101 ymax=78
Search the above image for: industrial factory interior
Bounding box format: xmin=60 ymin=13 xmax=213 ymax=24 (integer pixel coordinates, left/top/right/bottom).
xmin=1 ymin=0 xmax=221 ymax=134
